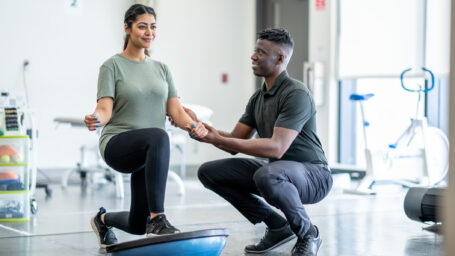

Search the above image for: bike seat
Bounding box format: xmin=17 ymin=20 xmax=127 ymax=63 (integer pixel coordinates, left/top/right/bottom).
xmin=349 ymin=93 xmax=375 ymax=101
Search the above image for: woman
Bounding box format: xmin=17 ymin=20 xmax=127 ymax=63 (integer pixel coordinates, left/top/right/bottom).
xmin=84 ymin=4 xmax=207 ymax=248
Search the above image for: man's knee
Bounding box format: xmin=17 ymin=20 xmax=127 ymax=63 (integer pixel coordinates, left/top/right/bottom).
xmin=253 ymin=166 xmax=280 ymax=191
xmin=197 ymin=161 xmax=217 ymax=187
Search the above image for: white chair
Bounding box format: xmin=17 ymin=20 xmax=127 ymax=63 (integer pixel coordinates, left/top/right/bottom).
xmin=54 ymin=117 xmax=189 ymax=198
xmin=54 ymin=117 xmax=125 ymax=198
xmin=167 ymin=104 xmax=213 ymax=179
xmin=55 ymin=104 xmax=213 ymax=198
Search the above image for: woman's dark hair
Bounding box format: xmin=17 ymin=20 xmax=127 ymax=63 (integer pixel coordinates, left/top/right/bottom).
xmin=123 ymin=4 xmax=156 ymax=56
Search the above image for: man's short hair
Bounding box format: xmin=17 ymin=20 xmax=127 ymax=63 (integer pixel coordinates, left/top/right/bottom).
xmin=258 ymin=28 xmax=294 ymax=49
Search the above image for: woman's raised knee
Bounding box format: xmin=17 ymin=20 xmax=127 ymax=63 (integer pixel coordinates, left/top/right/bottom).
xmin=145 ymin=128 xmax=170 ymax=148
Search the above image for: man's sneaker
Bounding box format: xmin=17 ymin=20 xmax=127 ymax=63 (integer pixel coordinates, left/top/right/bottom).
xmin=291 ymin=225 xmax=322 ymax=256
xmin=146 ymin=214 xmax=180 ymax=237
xmin=90 ymin=207 xmax=118 ymax=248
xmin=244 ymin=223 xmax=295 ymax=254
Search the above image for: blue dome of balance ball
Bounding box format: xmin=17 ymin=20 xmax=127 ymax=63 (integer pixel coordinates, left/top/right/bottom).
xmin=106 ymin=229 xmax=229 ymax=256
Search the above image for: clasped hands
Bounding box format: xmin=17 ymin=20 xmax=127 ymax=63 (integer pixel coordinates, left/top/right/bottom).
xmin=169 ymin=107 xmax=219 ymax=143
xmin=188 ymin=121 xmax=208 ymax=139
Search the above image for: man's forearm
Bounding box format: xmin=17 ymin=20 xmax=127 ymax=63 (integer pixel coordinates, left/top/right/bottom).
xmin=213 ymin=144 xmax=238 ymax=155
xmin=211 ymin=130 xmax=238 ymax=154
xmin=214 ymin=136 xmax=280 ymax=159
xmin=218 ymin=130 xmax=234 ymax=138
xmin=202 ymin=122 xmax=258 ymax=155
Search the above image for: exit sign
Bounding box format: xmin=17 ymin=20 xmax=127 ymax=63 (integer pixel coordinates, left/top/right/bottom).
xmin=316 ymin=0 xmax=326 ymax=11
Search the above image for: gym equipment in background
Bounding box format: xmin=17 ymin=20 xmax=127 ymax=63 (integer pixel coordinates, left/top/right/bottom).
xmin=106 ymin=229 xmax=229 ymax=256
xmin=54 ymin=117 xmax=126 ymax=198
xmin=404 ymin=187 xmax=444 ymax=233
xmin=54 ymin=103 xmax=213 ymax=197
xmin=0 ymin=200 xmax=24 ymax=219
xmin=345 ymin=68 xmax=449 ymax=195
xmin=21 ymin=59 xmax=52 ymax=214
xmin=1 ymin=107 xmax=21 ymax=136
xmin=0 ymin=171 xmax=24 ymax=191
xmin=54 ymin=117 xmax=186 ymax=198
xmin=0 ymin=136 xmax=31 ymax=220
xmin=390 ymin=68 xmax=449 ymax=186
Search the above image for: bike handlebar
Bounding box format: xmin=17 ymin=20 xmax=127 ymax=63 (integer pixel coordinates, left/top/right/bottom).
xmin=400 ymin=67 xmax=435 ymax=93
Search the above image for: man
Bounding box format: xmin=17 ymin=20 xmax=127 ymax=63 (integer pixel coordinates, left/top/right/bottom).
xmin=191 ymin=28 xmax=332 ymax=256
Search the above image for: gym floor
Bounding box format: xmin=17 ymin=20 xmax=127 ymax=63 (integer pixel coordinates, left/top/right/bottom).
xmin=0 ymin=172 xmax=443 ymax=256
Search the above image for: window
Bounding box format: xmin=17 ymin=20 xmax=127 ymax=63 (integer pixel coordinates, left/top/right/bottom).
xmin=337 ymin=0 xmax=450 ymax=166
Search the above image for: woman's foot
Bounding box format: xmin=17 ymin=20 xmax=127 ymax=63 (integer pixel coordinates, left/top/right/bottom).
xmin=90 ymin=207 xmax=118 ymax=248
xmin=146 ymin=214 xmax=180 ymax=237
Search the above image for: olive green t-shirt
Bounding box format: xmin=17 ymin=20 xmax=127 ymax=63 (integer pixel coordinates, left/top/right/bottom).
xmin=97 ymin=54 xmax=178 ymax=159
xmin=239 ymin=71 xmax=327 ymax=164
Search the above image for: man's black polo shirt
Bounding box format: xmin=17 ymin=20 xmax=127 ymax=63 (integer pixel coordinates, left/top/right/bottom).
xmin=239 ymin=71 xmax=327 ymax=164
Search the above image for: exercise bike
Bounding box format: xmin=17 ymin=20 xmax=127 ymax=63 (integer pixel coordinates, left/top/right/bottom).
xmin=345 ymin=68 xmax=449 ymax=195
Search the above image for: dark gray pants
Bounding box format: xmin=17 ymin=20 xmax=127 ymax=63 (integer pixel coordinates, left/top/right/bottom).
xmin=198 ymin=158 xmax=333 ymax=238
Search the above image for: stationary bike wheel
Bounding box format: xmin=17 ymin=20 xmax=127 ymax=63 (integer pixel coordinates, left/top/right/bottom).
xmin=424 ymin=127 xmax=449 ymax=186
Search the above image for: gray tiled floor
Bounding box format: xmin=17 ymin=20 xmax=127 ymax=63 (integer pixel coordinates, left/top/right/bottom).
xmin=0 ymin=174 xmax=443 ymax=256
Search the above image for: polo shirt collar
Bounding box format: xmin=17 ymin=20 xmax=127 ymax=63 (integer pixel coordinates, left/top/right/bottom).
xmin=261 ymin=71 xmax=288 ymax=96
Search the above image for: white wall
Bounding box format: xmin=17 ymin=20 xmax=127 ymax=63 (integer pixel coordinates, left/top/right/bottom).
xmin=151 ymin=0 xmax=256 ymax=165
xmin=0 ymin=0 xmax=131 ymax=168
xmin=338 ymin=0 xmax=422 ymax=77
xmin=308 ymin=0 xmax=339 ymax=163
xmin=0 ymin=0 xmax=256 ymax=169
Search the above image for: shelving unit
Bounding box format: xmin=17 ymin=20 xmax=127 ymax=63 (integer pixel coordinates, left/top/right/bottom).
xmin=0 ymin=136 xmax=30 ymax=221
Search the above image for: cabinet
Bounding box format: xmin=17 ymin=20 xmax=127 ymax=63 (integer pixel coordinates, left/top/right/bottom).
xmin=0 ymin=136 xmax=29 ymax=221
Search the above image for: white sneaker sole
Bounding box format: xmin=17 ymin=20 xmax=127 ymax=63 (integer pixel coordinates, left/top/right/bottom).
xmin=244 ymin=234 xmax=296 ymax=254
xmin=146 ymin=230 xmax=181 ymax=238
xmin=90 ymin=217 xmax=107 ymax=249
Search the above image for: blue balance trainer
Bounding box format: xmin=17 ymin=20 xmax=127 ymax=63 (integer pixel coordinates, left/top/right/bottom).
xmin=106 ymin=229 xmax=229 ymax=256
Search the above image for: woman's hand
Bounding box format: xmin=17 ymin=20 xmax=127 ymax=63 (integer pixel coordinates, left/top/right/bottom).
xmin=189 ymin=121 xmax=208 ymax=139
xmin=84 ymin=113 xmax=101 ymax=131
xmin=85 ymin=97 xmax=113 ymax=131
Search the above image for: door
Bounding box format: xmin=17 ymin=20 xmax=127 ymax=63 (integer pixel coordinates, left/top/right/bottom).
xmin=257 ymin=0 xmax=310 ymax=87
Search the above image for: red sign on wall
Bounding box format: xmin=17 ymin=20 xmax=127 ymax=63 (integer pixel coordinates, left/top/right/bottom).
xmin=316 ymin=0 xmax=326 ymax=11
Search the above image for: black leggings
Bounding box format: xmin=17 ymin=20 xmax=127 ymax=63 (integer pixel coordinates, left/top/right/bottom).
xmin=102 ymin=128 xmax=170 ymax=235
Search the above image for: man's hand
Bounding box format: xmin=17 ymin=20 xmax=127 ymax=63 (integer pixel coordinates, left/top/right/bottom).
xmin=183 ymin=107 xmax=198 ymax=121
